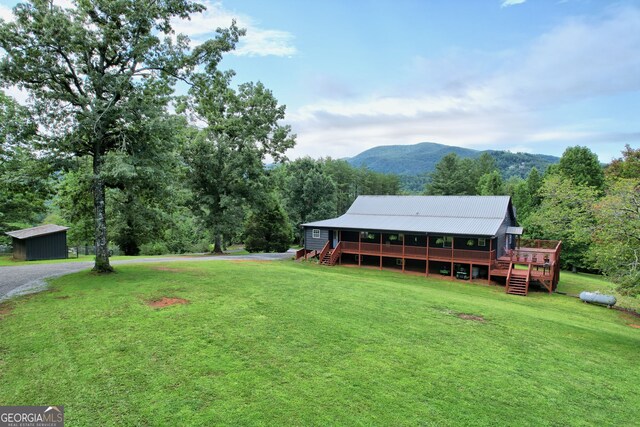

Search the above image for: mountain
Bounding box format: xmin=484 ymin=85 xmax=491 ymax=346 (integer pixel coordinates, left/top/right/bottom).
xmin=346 ymin=142 xmax=559 ymax=179
xmin=346 ymin=142 xmax=476 ymax=176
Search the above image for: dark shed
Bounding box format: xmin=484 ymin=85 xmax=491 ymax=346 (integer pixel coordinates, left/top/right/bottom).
xmin=6 ymin=224 xmax=69 ymax=261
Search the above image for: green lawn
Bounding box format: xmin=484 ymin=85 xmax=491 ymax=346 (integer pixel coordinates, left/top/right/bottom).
xmin=557 ymin=271 xmax=640 ymax=312
xmin=1 ymin=261 xmax=638 ymax=426
xmin=0 ymin=251 xmax=251 ymax=267
xmin=0 ymin=254 xmax=175 ymax=266
xmin=0 ymin=254 xmax=95 ymax=266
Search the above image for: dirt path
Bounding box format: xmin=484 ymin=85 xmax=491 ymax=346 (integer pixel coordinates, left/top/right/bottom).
xmin=0 ymin=251 xmax=293 ymax=302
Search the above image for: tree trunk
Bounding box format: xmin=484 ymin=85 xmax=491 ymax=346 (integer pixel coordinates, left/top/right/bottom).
xmin=93 ymin=154 xmax=113 ymax=273
xmin=213 ymin=234 xmax=223 ymax=253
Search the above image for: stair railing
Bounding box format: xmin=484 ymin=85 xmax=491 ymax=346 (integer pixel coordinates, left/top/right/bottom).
xmin=318 ymin=241 xmax=331 ymax=264
xmin=505 ymin=262 xmax=513 ymax=293
xmin=329 ymin=241 xmax=342 ymax=265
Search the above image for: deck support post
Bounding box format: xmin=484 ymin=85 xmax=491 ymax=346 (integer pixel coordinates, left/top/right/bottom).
xmin=450 ymin=237 xmax=454 ymax=280
xmin=488 ymin=238 xmax=492 ymax=283
xmin=379 ymin=233 xmax=383 ymax=270
xmin=339 ymin=230 xmax=342 ymax=265
xmin=426 ymin=235 xmax=430 ymax=276
xmin=402 ymin=234 xmax=405 ymax=273
xmin=358 ymin=231 xmax=361 ymax=267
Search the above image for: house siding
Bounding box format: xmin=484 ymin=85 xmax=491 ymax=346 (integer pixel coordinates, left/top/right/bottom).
xmin=24 ymin=232 xmax=67 ymax=261
xmin=12 ymin=238 xmax=27 ymax=261
xmin=496 ymin=209 xmax=516 ymax=258
xmin=304 ymin=228 xmax=329 ymax=251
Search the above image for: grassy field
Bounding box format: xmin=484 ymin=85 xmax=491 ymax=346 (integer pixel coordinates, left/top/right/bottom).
xmin=557 ymin=271 xmax=640 ymax=312
xmin=0 ymin=254 xmax=173 ymax=266
xmin=0 ymin=261 xmax=638 ymax=426
xmin=0 ymin=250 xmax=249 ymax=267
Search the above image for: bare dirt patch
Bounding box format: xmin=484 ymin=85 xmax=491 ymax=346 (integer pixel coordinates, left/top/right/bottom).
xmin=440 ymin=308 xmax=486 ymax=322
xmin=628 ymin=324 xmax=640 ymax=329
xmin=457 ymin=313 xmax=486 ymax=322
xmin=147 ymin=297 xmax=189 ymax=308
xmin=0 ymin=304 xmax=13 ymax=318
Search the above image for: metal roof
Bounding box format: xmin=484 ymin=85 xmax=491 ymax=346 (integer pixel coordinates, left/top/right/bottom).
xmin=506 ymin=226 xmax=524 ymax=235
xmin=303 ymin=195 xmax=513 ymax=237
xmin=5 ymin=224 xmax=69 ymax=240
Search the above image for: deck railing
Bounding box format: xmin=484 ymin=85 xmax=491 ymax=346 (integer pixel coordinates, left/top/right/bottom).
xmin=517 ymin=239 xmax=561 ymax=250
xmin=341 ymin=241 xmax=495 ymax=262
xmin=295 ymin=248 xmax=307 ymax=260
xmin=318 ymin=241 xmax=331 ymax=263
xmin=504 ymin=249 xmax=556 ymax=265
xmin=329 ymin=241 xmax=342 ymax=265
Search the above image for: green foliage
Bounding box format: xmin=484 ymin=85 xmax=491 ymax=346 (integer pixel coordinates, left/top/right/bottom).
xmin=0 ymin=92 xmax=53 ymax=241
xmin=55 ymin=160 xmax=94 ymax=246
xmin=425 ymin=153 xmax=474 ymax=195
xmin=274 ymin=157 xmax=400 ymax=243
xmin=244 ymin=195 xmax=292 ymax=253
xmin=477 ymin=170 xmax=505 ymax=195
xmin=276 ymin=158 xmax=336 ymax=243
xmin=606 ymin=144 xmax=640 ymax=180
xmin=557 ymin=146 xmax=605 ymax=190
xmin=526 ymin=176 xmax=599 ymax=271
xmin=425 ymin=153 xmax=505 ymax=196
xmin=506 ymin=167 xmax=542 ymax=224
xmin=486 ymin=150 xmax=559 ymax=179
xmin=0 ymin=0 xmax=241 ymax=271
xmin=139 ymin=241 xmax=170 ymax=256
xmin=589 ymin=179 xmax=640 ymax=295
xmin=182 ymin=75 xmax=295 ymax=253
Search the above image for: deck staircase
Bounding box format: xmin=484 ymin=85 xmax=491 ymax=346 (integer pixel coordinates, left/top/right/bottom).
xmin=506 ymin=263 xmax=532 ymax=296
xmin=320 ymin=249 xmax=334 ymax=265
xmin=318 ymin=241 xmax=341 ymax=266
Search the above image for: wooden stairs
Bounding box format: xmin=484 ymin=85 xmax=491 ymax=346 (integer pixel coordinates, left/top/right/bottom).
xmin=506 ymin=263 xmax=533 ymax=296
xmin=318 ymin=241 xmax=341 ymax=266
xmin=320 ymin=249 xmax=334 ymax=265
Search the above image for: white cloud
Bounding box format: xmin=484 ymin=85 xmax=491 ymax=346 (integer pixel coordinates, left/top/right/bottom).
xmin=2 ymin=85 xmax=30 ymax=105
xmin=234 ymin=28 xmax=295 ymax=57
xmin=0 ymin=4 xmax=14 ymax=21
xmin=171 ymin=1 xmax=296 ymax=57
xmin=285 ymin=6 xmax=640 ymax=161
xmin=501 ymin=0 xmax=526 ymax=7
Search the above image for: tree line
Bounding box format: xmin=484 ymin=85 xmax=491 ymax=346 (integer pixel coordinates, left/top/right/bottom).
xmin=423 ymin=146 xmax=640 ymax=296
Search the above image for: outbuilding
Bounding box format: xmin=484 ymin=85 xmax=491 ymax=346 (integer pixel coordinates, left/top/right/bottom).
xmin=6 ymin=224 xmax=70 ymax=261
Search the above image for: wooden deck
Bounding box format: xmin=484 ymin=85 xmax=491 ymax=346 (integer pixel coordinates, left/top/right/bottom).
xmin=299 ymin=238 xmax=562 ymax=296
xmin=340 ymin=241 xmax=496 ymax=264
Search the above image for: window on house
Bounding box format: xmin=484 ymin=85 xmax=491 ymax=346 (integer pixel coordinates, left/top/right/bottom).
xmin=478 ymin=238 xmax=486 ymax=247
xmin=443 ymin=236 xmax=453 ymax=248
xmin=312 ymin=229 xmax=321 ymax=239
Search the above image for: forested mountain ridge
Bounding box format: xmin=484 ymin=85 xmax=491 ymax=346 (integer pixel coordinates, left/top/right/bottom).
xmin=346 ymin=142 xmax=559 ymax=179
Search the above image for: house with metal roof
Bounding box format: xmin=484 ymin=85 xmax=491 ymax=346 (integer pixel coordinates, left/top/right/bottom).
xmin=6 ymin=224 xmax=69 ymax=261
xmin=297 ymin=195 xmax=561 ymax=296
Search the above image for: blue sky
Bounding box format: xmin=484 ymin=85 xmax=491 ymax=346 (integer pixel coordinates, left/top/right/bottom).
xmin=2 ymin=0 xmax=639 ymax=162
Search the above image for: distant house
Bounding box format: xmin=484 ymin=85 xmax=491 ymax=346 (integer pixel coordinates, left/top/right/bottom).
xmin=297 ymin=195 xmax=561 ymax=296
xmin=6 ymin=224 xmax=69 ymax=261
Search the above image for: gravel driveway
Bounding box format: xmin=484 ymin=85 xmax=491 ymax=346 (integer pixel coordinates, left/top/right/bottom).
xmin=0 ymin=251 xmax=293 ymax=302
